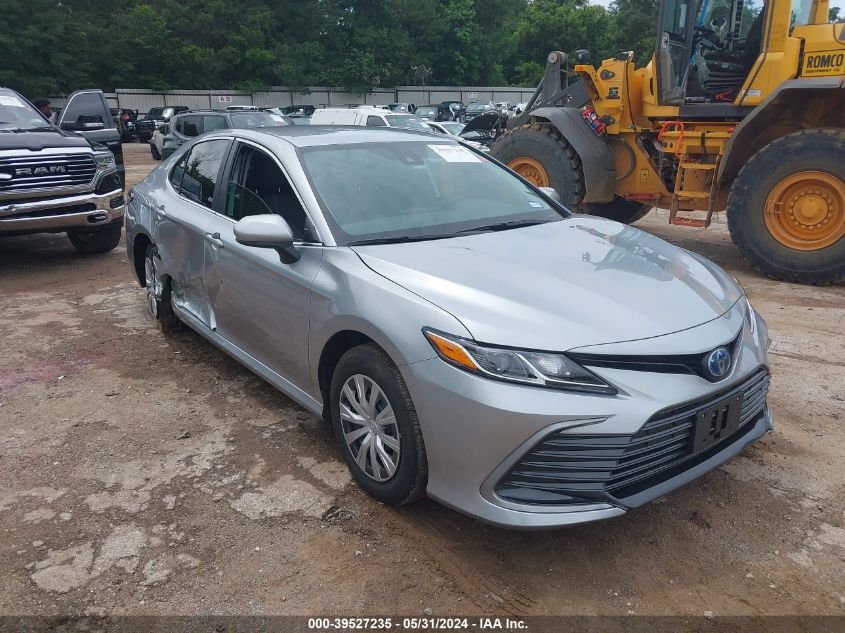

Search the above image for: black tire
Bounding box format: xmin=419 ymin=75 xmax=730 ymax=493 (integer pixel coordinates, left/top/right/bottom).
xmin=143 ymin=243 xmax=180 ymax=333
xmin=150 ymin=143 xmax=161 ymax=160
xmin=727 ymin=129 xmax=845 ymax=285
xmin=329 ymin=343 xmax=427 ymax=506
xmin=583 ymin=197 xmax=651 ymax=224
xmin=67 ymin=221 xmax=122 ymax=255
xmin=490 ymin=122 xmax=585 ymax=207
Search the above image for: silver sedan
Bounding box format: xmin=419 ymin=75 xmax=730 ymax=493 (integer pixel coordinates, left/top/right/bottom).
xmin=125 ymin=126 xmax=772 ymax=529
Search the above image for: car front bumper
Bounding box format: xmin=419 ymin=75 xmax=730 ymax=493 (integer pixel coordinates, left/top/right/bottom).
xmin=0 ymin=189 xmax=125 ymax=235
xmin=401 ymin=308 xmax=772 ymax=529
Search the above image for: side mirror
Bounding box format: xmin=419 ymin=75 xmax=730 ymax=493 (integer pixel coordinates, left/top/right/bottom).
xmin=234 ymin=214 xmax=300 ymax=264
xmin=539 ymin=186 xmax=561 ymax=203
xmin=79 ymin=115 xmax=105 ymax=130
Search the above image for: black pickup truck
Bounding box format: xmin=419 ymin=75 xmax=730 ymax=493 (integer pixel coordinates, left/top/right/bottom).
xmin=0 ymin=88 xmax=125 ymax=254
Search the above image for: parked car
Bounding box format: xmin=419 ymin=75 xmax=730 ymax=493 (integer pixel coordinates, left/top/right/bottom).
xmin=462 ymin=101 xmax=495 ymax=123
xmin=424 ymin=121 xmax=488 ymax=153
xmin=0 ymin=87 xmax=124 ymax=253
xmin=120 ymin=108 xmax=138 ymax=141
xmin=135 ymin=106 xmax=189 ymax=142
xmin=414 ymin=105 xmax=451 ymax=121
xmin=157 ymin=109 xmax=292 ymax=160
xmin=126 ymin=126 xmax=772 ymax=529
xmin=386 ymin=102 xmax=416 ymax=113
xmin=150 ymin=127 xmax=166 ymax=161
xmin=282 ymin=105 xmax=316 ymax=116
xmin=457 ymin=110 xmax=508 ymax=150
xmin=311 ymin=107 xmax=429 ymax=130
xmin=439 ymin=100 xmax=465 ymax=121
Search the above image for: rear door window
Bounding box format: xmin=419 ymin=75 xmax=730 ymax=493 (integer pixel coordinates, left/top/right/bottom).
xmin=174 ymin=139 xmax=231 ymax=209
xmin=203 ymin=115 xmax=227 ymax=132
xmin=179 ymin=115 xmax=202 ymax=137
xmin=366 ymin=115 xmax=387 ymax=127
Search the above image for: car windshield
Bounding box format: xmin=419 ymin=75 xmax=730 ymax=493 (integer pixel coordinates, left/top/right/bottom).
xmin=384 ymin=115 xmax=429 ymax=131
xmin=0 ymin=92 xmax=50 ymax=130
xmin=299 ymin=140 xmax=564 ymax=245
xmin=145 ymin=108 xmax=166 ymax=119
xmin=466 ymin=104 xmax=489 ymax=113
xmin=229 ymin=111 xmax=289 ymax=128
xmin=416 ymin=108 xmax=436 ymax=116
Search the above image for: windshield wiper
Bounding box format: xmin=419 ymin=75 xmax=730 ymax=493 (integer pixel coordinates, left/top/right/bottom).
xmin=348 ymin=234 xmax=448 ymax=246
xmin=455 ymin=219 xmax=547 ymax=235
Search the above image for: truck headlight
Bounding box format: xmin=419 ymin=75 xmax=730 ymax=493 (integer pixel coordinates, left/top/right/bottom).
xmin=94 ymin=151 xmax=116 ymax=171
xmin=423 ymin=329 xmax=616 ymax=394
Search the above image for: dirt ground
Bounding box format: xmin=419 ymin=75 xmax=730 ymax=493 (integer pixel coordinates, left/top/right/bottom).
xmin=0 ymin=142 xmax=843 ymax=618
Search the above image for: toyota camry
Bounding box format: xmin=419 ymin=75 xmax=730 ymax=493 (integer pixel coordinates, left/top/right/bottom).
xmin=125 ymin=126 xmax=772 ymax=528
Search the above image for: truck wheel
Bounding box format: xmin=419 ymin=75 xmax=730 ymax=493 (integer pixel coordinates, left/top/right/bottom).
xmin=728 ymin=129 xmax=845 ymax=285
xmin=491 ymin=123 xmax=585 ymax=207
xmin=583 ymin=197 xmax=651 ymax=224
xmin=143 ymin=243 xmax=180 ymax=333
xmin=67 ymin=221 xmax=122 ymax=255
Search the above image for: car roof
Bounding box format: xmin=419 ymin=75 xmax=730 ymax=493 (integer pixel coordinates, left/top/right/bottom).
xmin=230 ymin=125 xmax=450 ymax=148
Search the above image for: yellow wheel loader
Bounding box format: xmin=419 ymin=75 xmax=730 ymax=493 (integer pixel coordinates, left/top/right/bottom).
xmin=490 ymin=0 xmax=845 ymax=284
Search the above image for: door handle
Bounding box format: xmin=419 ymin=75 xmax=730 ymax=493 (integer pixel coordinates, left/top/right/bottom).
xmin=205 ymin=232 xmax=224 ymax=248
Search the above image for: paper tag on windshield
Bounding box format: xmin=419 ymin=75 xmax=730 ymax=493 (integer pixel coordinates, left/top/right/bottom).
xmin=0 ymin=95 xmax=24 ymax=107
xmin=269 ymin=114 xmax=284 ymax=122
xmin=428 ymin=144 xmax=481 ymax=163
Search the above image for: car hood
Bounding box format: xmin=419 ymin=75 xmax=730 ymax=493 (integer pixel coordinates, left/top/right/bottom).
xmin=461 ymin=110 xmax=500 ymax=132
xmin=352 ymin=217 xmax=743 ymax=351
xmin=0 ymin=129 xmax=89 ymax=151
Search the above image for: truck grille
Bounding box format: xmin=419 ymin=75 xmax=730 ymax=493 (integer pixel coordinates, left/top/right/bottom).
xmin=495 ymin=369 xmax=770 ymax=505
xmin=0 ymin=153 xmax=97 ymax=193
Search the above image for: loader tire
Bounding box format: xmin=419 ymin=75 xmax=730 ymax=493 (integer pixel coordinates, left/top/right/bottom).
xmin=491 ymin=123 xmax=585 ymax=207
xmin=727 ymin=129 xmax=845 ymax=285
xmin=583 ymin=197 xmax=651 ymax=224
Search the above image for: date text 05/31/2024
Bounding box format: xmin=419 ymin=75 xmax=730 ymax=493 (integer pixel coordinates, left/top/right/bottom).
xmin=307 ymin=617 xmax=527 ymax=630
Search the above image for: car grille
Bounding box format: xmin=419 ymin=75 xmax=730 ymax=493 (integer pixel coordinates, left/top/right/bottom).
xmin=495 ymin=368 xmax=770 ymax=505
xmin=0 ymin=154 xmax=97 ymax=193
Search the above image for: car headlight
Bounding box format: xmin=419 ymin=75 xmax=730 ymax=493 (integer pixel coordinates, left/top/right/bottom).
xmin=423 ymin=329 xmax=616 ymax=394
xmin=94 ymin=151 xmax=116 ymax=171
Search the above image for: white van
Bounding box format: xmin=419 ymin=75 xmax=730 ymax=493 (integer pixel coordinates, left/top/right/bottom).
xmin=310 ymin=107 xmax=430 ymax=131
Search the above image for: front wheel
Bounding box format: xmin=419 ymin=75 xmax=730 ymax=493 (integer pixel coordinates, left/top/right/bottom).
xmin=67 ymin=221 xmax=122 ymax=255
xmin=144 ymin=243 xmax=180 ymax=333
xmin=329 ymin=343 xmax=427 ymax=506
xmin=727 ymin=129 xmax=845 ymax=285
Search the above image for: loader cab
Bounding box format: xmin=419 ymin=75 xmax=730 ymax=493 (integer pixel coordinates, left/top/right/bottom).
xmin=656 ymin=0 xmax=766 ymax=107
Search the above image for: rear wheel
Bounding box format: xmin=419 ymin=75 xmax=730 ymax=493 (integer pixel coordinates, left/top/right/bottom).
xmin=583 ymin=197 xmax=651 ymax=224
xmin=728 ymin=129 xmax=845 ymax=284
xmin=491 ymin=123 xmax=585 ymax=207
xmin=67 ymin=221 xmax=122 ymax=255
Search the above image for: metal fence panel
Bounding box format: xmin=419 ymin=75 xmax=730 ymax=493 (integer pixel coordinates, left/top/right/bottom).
xmin=51 ymin=85 xmax=534 ymax=115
